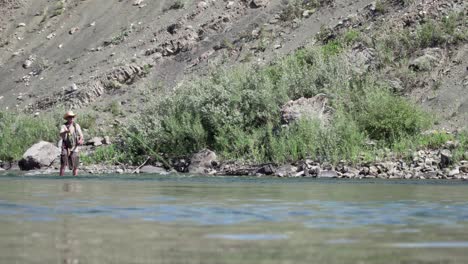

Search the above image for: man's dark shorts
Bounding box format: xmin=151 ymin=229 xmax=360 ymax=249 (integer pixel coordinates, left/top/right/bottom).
xmin=61 ymin=149 xmax=79 ymax=170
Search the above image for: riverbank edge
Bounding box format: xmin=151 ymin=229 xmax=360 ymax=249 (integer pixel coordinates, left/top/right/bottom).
xmin=2 ymin=150 xmax=468 ymax=180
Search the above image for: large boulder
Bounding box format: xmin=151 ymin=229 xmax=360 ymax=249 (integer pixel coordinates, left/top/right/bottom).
xmin=19 ymin=141 xmax=60 ymax=171
xmin=281 ymin=94 xmax=333 ymax=125
xmin=188 ymin=149 xmax=218 ymax=174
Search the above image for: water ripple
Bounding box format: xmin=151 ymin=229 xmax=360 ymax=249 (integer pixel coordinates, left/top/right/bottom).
xmin=1 ymin=200 xmax=467 ymax=228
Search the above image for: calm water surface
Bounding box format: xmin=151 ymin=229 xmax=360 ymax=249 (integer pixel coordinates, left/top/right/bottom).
xmin=1 ymin=173 xmax=468 ymax=264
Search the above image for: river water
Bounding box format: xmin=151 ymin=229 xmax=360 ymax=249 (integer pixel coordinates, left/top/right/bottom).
xmin=1 ymin=173 xmax=468 ymax=264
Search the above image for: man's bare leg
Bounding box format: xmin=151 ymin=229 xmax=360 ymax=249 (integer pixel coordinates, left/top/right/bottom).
xmin=73 ymin=168 xmax=78 ymax=176
xmin=60 ymin=165 xmax=66 ymax=176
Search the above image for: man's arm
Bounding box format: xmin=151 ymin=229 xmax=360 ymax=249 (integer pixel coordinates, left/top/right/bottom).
xmin=76 ymin=124 xmax=84 ymax=145
xmin=59 ymin=125 xmax=68 ymax=140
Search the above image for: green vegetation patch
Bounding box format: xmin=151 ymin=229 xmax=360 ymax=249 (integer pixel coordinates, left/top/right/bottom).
xmin=123 ymin=46 xmax=432 ymax=164
xmin=0 ymin=112 xmax=58 ymax=162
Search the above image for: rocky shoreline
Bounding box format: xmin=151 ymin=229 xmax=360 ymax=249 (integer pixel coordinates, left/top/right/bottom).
xmin=1 ymin=143 xmax=467 ymax=180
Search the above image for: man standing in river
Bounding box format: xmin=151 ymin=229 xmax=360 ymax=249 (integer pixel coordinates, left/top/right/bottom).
xmin=59 ymin=111 xmax=84 ymax=176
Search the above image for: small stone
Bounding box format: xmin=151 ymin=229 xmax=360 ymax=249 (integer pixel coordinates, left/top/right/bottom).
xmin=448 ymin=167 xmax=460 ymax=177
xmin=116 ymin=169 xmax=124 ymax=174
xmin=87 ymin=137 xmax=103 ymax=147
xmin=69 ymin=27 xmax=79 ymax=35
xmin=46 ymin=33 xmax=56 ymax=40
xmin=139 ymin=165 xmax=168 ymax=174
xmin=460 ymin=165 xmax=468 ymax=173
xmin=17 ymin=23 xmax=26 ymax=28
xmin=444 ymin=141 xmax=458 ymax=150
xmin=257 ymin=164 xmax=275 ymax=175
xmin=274 ymin=44 xmax=282 ymax=49
xmin=250 ymin=0 xmax=269 ymax=8
xmin=70 ymin=83 xmax=78 ymax=91
xmin=133 ymin=0 xmax=144 ymax=6
xmin=226 ymin=1 xmax=234 ymax=9
xmin=197 ymin=1 xmax=208 ymax=9
xmin=318 ymin=170 xmax=338 ymax=178
xmin=302 ymin=9 xmax=315 ymax=17
xmin=308 ymin=166 xmax=320 ymax=177
xmin=343 ymin=172 xmax=355 ymax=178
xmin=275 ymin=164 xmax=297 ymax=177
xmin=369 ymin=166 xmax=379 ymax=175
xmin=440 ymin=149 xmax=452 ymax=169
xmin=23 ymin=59 xmax=33 ymax=69
xmin=103 ymin=136 xmax=111 ymax=145
xmin=89 ymin=21 xmax=96 ymax=27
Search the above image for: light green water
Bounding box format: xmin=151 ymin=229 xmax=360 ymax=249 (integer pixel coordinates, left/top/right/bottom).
xmin=1 ymin=174 xmax=468 ymax=264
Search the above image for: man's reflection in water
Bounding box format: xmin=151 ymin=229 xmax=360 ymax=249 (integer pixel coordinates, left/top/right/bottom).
xmin=63 ymin=182 xmax=82 ymax=193
xmin=60 ymin=182 xmax=82 ymax=264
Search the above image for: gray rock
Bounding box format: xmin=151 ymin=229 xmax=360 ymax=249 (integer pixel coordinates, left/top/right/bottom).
xmin=342 ymin=172 xmax=356 ymax=178
xmin=346 ymin=44 xmax=377 ymax=74
xmin=275 ymin=164 xmax=297 ymax=177
xmin=133 ymin=0 xmax=144 ymax=6
xmin=103 ymin=136 xmax=111 ymax=145
xmin=318 ymin=170 xmax=338 ymax=178
xmin=0 ymin=167 xmax=4 ymax=171
xmin=69 ymin=27 xmax=79 ymax=35
xmin=139 ymin=165 xmax=168 ymax=174
xmin=409 ymin=48 xmax=444 ymax=72
xmin=448 ymin=167 xmax=460 ymax=177
xmin=280 ymin=94 xmax=333 ymax=125
xmin=250 ymin=0 xmax=269 ymax=8
xmin=87 ymin=137 xmax=103 ymax=147
xmin=307 ymin=166 xmax=321 ymax=177
xmin=19 ymin=141 xmax=60 ymax=171
xmin=422 ymin=171 xmax=439 ymax=179
xmin=197 ymin=1 xmax=208 ymax=9
xmin=369 ymin=166 xmax=379 ymax=176
xmin=439 ymin=149 xmax=452 ymax=169
xmin=188 ymin=149 xmax=217 ymax=174
xmin=257 ymin=164 xmax=275 ymax=175
xmin=460 ymin=165 xmax=468 ymax=173
xmin=23 ymin=59 xmax=32 ymax=69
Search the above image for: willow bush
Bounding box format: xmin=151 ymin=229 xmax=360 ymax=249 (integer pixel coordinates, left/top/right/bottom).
xmin=124 ymin=46 xmax=430 ymax=164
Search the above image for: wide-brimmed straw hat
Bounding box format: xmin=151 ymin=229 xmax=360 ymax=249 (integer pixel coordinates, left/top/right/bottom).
xmin=63 ymin=110 xmax=77 ymax=119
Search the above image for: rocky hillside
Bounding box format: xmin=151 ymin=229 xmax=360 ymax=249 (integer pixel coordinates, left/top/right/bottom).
xmin=0 ymin=0 xmax=466 ymax=130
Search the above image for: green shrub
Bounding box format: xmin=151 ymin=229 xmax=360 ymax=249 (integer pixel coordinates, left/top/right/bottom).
xmin=418 ymin=21 xmax=446 ymax=48
xmin=80 ymin=145 xmax=124 ymax=165
xmin=343 ymin=29 xmax=360 ymax=45
xmin=123 ymin=45 xmax=431 ymax=165
xmin=350 ymin=84 xmax=430 ymax=142
xmin=0 ymin=112 xmax=58 ymax=162
xmin=321 ymin=40 xmax=343 ymax=57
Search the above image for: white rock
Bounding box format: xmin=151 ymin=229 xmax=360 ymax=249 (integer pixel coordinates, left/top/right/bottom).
xmin=133 ymin=0 xmax=144 ymax=6
xmin=46 ymin=33 xmax=56 ymax=40
xmin=197 ymin=1 xmax=208 ymax=9
xmin=19 ymin=141 xmax=60 ymax=171
xmin=17 ymin=23 xmax=26 ymax=28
